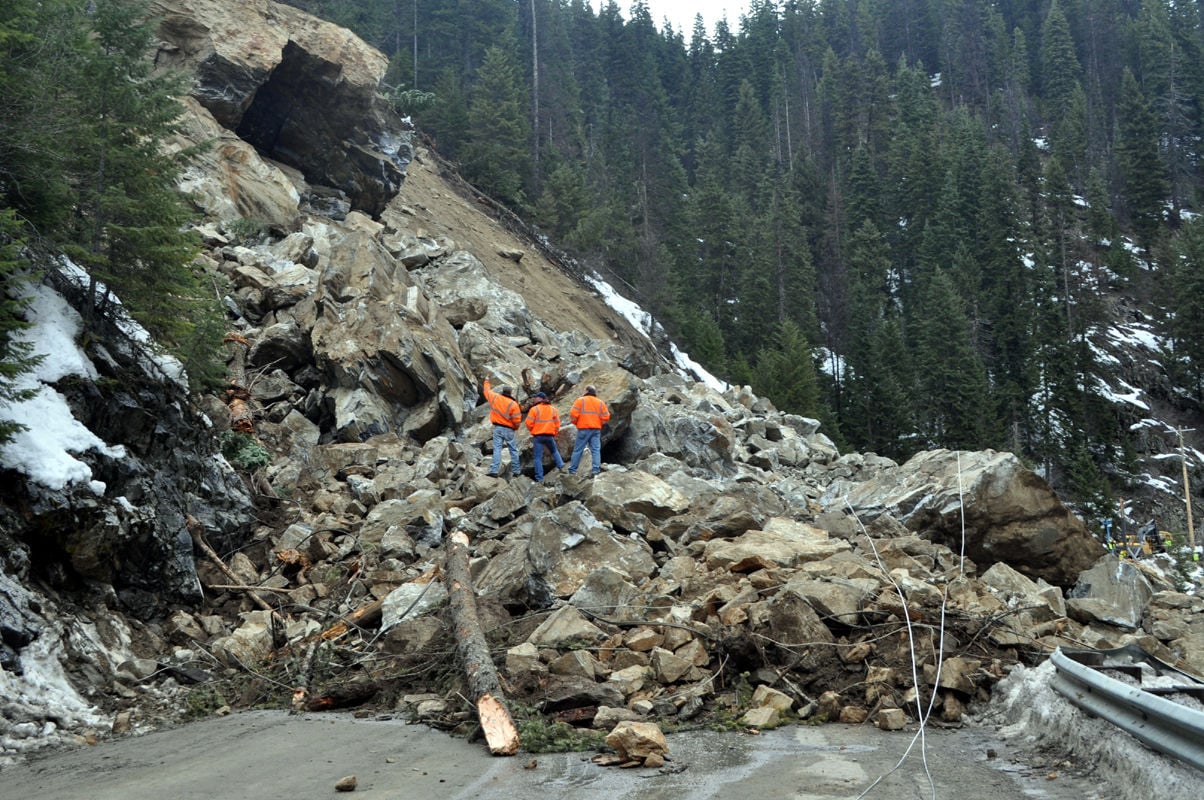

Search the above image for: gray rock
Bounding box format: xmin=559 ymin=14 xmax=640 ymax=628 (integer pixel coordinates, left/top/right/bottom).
xmin=823 ymin=449 xmax=1103 ymax=586
xmin=1067 ymin=556 xmax=1156 ymax=630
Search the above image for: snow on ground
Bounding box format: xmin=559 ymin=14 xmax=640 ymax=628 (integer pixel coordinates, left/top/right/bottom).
xmin=56 ymin=258 xmax=188 ymax=387
xmin=1106 ymin=320 xmax=1167 ymax=352
xmin=982 ymin=660 xmax=1201 ymax=800
xmin=585 ymin=271 xmax=729 ymax=392
xmin=0 ymin=574 xmax=108 ymax=766
xmin=0 ymin=283 xmax=125 ymax=492
xmin=1097 ymin=375 xmax=1150 ymax=411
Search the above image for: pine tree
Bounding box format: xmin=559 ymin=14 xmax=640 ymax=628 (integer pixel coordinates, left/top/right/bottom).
xmin=462 ymin=41 xmax=532 ymax=206
xmin=423 ymin=67 xmax=471 ymax=158
xmin=1115 ymin=67 xmax=1168 ymax=250
xmin=910 ymin=267 xmax=995 ymax=450
xmin=533 ymin=159 xmax=589 ymax=243
xmin=61 ymin=0 xmax=219 ymax=371
xmin=975 ymin=145 xmax=1034 ymax=452
xmin=1039 ymin=0 xmax=1081 ymax=129
xmin=751 ymin=319 xmax=822 ymax=418
xmin=840 ymin=218 xmax=893 ymax=450
xmin=0 ymin=0 xmax=84 ymax=231
xmin=0 ymin=209 xmax=42 ymax=445
xmin=1170 ymin=220 xmax=1204 ymax=400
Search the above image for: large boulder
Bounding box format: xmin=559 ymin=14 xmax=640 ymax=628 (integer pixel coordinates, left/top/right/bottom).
xmin=170 ymin=98 xmax=302 ymax=228
xmin=704 ymin=518 xmax=851 ymax=571
xmin=153 ymin=0 xmax=412 ymax=217
xmin=472 ymin=503 xmax=657 ymax=607
xmin=415 ymin=251 xmax=537 ymax=337
xmin=309 ymin=239 xmax=476 ymax=441
xmin=823 ymin=449 xmax=1103 ymax=586
xmin=1067 ymin=556 xmax=1156 ymax=630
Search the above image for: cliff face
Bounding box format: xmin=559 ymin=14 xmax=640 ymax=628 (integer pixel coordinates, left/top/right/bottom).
xmin=2 ymin=0 xmax=1199 ymax=765
xmin=152 ymin=0 xmax=411 ymax=219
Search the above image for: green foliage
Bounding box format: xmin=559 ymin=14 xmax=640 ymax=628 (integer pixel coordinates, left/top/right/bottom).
xmin=388 ymin=87 xmax=438 ymax=116
xmin=224 ymin=218 xmax=270 ymax=247
xmin=220 ymin=431 xmax=271 ymax=471
xmin=0 ymin=0 xmax=226 ymax=398
xmin=514 ymin=709 xmax=606 ymax=753
xmin=461 ymin=42 xmax=531 ymax=206
xmin=183 ymin=684 xmax=231 ymax=719
xmin=751 ymin=320 xmax=822 ymax=418
xmin=1162 ymin=539 xmax=1200 ymax=594
xmin=0 ymin=209 xmax=43 ymax=445
xmin=1169 ymin=220 xmax=1204 ymax=399
xmin=1116 ymin=68 xmax=1168 ymax=249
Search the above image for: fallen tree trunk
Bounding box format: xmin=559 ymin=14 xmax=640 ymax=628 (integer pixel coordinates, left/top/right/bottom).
xmin=318 ymin=598 xmax=385 ymax=641
xmin=187 ymin=515 xmax=275 ymax=613
xmin=445 ymin=531 xmax=519 ymax=756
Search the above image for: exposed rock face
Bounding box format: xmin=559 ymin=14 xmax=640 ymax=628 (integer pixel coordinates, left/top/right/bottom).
xmin=153 ymin=0 xmax=412 ymax=217
xmin=823 ymin=449 xmax=1105 ymax=586
xmin=1 ymin=305 xmax=255 ymax=613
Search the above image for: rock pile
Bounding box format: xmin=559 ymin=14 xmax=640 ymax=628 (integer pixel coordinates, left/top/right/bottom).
xmin=159 ymin=143 xmax=1200 ymax=738
xmin=4 ymin=0 xmax=1202 ymax=764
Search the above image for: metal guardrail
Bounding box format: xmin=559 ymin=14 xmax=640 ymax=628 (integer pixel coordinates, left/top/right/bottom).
xmin=1050 ymin=646 xmax=1204 ymax=772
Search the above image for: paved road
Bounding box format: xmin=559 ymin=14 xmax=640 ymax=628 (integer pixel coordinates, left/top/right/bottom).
xmin=0 ymin=711 xmax=1109 ymax=800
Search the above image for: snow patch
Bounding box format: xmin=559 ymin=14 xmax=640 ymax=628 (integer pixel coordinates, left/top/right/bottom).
xmin=983 ymin=660 xmax=1200 ymax=800
xmin=0 ymin=579 xmax=107 ymax=765
xmin=585 ymin=272 xmax=729 ymax=392
xmin=0 ymin=283 xmax=126 ymax=490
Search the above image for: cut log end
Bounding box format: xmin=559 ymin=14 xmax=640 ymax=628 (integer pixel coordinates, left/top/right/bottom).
xmin=478 ymin=693 xmax=520 ymax=756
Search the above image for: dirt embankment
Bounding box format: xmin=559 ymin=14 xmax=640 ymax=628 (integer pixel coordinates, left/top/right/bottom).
xmin=394 ymin=145 xmax=662 ymax=361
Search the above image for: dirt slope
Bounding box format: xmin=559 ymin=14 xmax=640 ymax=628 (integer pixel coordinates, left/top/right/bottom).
xmin=393 ymin=145 xmax=661 ymax=361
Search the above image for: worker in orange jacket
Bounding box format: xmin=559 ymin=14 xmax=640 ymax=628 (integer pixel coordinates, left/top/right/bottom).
xmin=568 ymin=384 xmax=610 ymax=475
xmin=483 ymin=377 xmax=521 ymax=477
xmin=524 ymin=392 xmax=564 ymax=482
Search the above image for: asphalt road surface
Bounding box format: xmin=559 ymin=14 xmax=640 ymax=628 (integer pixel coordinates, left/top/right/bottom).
xmin=0 ymin=711 xmax=1113 ymax=800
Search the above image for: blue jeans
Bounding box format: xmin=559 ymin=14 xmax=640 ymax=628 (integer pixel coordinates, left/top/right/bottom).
xmin=490 ymin=425 xmax=519 ymax=475
xmin=531 ymin=434 xmax=564 ymax=481
xmin=569 ymin=428 xmax=601 ymax=474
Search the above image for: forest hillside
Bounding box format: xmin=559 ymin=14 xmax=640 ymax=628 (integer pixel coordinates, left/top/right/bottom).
xmin=278 ymin=0 xmax=1204 ymax=532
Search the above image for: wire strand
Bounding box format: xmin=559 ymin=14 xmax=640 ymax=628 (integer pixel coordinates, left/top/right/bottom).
xmin=850 ymin=449 xmax=970 ymax=800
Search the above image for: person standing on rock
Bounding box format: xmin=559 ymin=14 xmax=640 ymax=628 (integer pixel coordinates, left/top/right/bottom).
xmin=568 ymin=385 xmax=610 ymax=476
xmin=483 ymin=378 xmax=522 ymax=477
xmin=524 ymin=392 xmax=564 ymax=482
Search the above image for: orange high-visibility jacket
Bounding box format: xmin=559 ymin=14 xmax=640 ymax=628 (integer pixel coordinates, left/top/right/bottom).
xmin=570 ymin=394 xmax=610 ymax=430
xmin=525 ymin=401 xmax=560 ymax=436
xmin=483 ymin=379 xmax=521 ymax=429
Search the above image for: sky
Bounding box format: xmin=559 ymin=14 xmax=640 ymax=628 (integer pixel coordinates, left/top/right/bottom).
xmin=593 ymin=0 xmax=751 ymax=35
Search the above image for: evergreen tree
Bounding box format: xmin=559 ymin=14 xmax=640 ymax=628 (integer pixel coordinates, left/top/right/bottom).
xmin=679 ymin=133 xmax=745 ymax=344
xmin=751 ymin=319 xmax=822 ymax=418
xmin=976 ymin=145 xmax=1034 ymax=452
xmin=462 ymin=41 xmax=532 ymax=206
xmin=422 ymin=67 xmax=471 ymax=158
xmin=1134 ymin=0 xmax=1194 ymax=215
xmin=0 ymin=209 xmax=42 ymax=445
xmin=840 ymin=218 xmax=894 ymax=451
xmin=910 ymin=267 xmax=995 ymax=449
xmin=1170 ymin=220 xmax=1204 ymax=400
xmin=64 ymin=0 xmax=218 ymax=368
xmin=1115 ymin=67 xmax=1168 ymax=250
xmin=0 ymin=0 xmax=83 ymax=231
xmin=1039 ymin=0 xmax=1081 ymax=129
xmin=533 ymin=159 xmax=589 ymax=243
